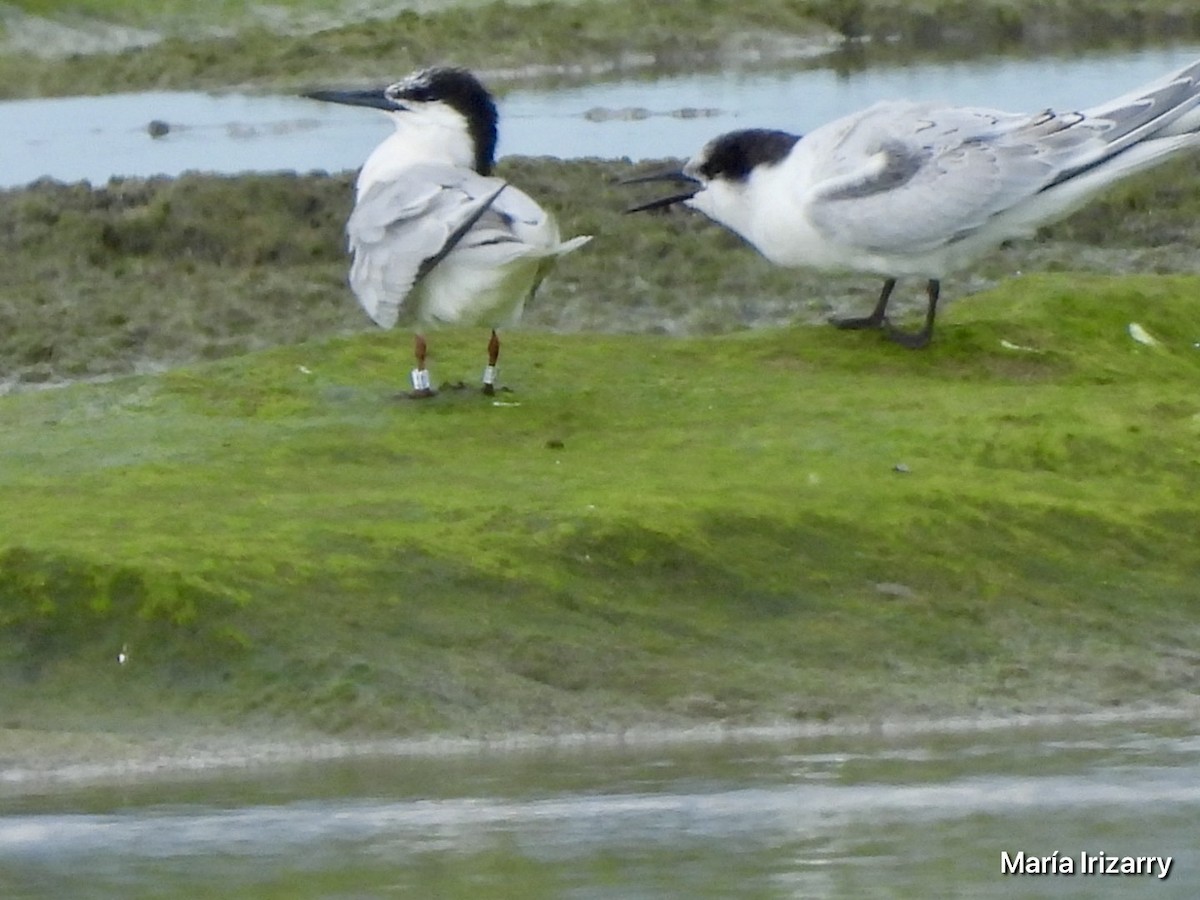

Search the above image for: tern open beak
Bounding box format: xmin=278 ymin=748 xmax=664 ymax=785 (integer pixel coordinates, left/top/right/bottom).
xmin=621 ymin=167 xmax=702 ymax=213
xmin=302 ymin=87 xmax=402 ymax=112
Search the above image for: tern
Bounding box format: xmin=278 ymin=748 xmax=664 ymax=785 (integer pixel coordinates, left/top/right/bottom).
xmin=626 ymin=59 xmax=1200 ymax=348
xmin=305 ymin=67 xmax=590 ymax=395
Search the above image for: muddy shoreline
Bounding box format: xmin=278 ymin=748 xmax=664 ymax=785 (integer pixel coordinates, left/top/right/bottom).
xmin=5 ymin=703 xmax=1198 ymax=794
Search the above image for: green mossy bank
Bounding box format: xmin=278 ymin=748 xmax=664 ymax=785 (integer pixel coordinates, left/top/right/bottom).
xmin=2 ymin=266 xmax=1200 ymax=739
xmin=2 ymin=33 xmax=1200 ymax=744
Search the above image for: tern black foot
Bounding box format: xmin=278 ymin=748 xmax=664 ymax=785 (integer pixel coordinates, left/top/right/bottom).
xmin=832 ymin=312 xmax=886 ymax=330
xmin=881 ymin=279 xmax=939 ymax=349
xmin=831 ymin=277 xmax=896 ymax=332
xmin=882 ymin=322 xmax=933 ymax=349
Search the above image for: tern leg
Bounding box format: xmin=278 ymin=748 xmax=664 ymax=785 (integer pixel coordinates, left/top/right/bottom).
xmin=832 ymin=278 xmax=896 ymax=330
xmin=883 ymin=279 xmax=940 ymax=349
xmin=482 ymin=329 xmax=500 ymax=396
xmin=408 ymin=333 xmax=436 ymax=398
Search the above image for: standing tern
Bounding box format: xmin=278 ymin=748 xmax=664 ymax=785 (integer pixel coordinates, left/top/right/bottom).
xmin=305 ymin=67 xmax=590 ymax=395
xmin=626 ymin=59 xmax=1200 ymax=348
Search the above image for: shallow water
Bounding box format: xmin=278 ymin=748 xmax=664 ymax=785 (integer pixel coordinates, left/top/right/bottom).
xmin=2 ymin=717 xmax=1198 ymax=897
xmin=2 ymin=44 xmax=1200 ymax=188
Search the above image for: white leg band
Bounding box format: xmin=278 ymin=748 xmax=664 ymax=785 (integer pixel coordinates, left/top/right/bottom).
xmin=411 ymin=368 xmax=432 ymax=391
xmin=482 ymin=365 xmax=497 ymax=386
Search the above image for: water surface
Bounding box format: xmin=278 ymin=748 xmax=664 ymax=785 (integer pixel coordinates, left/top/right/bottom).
xmin=3 ymin=45 xmax=1200 ymax=188
xmin=2 ymin=717 xmax=1197 ymax=897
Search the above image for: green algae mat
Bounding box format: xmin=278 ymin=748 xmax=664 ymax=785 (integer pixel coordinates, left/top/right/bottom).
xmin=2 ymin=274 xmax=1198 ymax=736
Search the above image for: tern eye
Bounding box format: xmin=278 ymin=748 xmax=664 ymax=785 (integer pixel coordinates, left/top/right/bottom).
xmin=402 ymin=84 xmax=436 ymax=102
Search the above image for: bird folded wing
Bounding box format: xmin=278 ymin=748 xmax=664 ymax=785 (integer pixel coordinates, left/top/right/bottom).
xmin=455 ymin=183 xmax=592 ymax=258
xmin=1083 ymin=57 xmax=1200 ymax=143
xmin=806 ymin=104 xmax=1093 ymax=254
xmin=475 ymin=182 xmax=582 ymax=254
xmin=345 ymin=167 xmax=509 ymax=328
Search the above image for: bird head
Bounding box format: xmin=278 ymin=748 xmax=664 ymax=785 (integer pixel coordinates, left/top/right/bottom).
xmin=305 ymin=67 xmax=499 ymax=175
xmin=623 ymin=128 xmax=801 ymax=221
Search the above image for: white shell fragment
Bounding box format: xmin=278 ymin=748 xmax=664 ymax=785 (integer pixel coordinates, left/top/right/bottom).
xmin=1000 ymin=339 xmax=1041 ymax=353
xmin=1128 ymin=322 xmax=1160 ymax=347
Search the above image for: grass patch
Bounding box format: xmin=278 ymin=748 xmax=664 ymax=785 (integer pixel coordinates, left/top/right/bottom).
xmin=2 ymin=110 xmax=1200 ymax=740
xmin=4 ymin=155 xmax=1200 ymax=385
xmin=2 ymin=279 xmax=1199 ymax=737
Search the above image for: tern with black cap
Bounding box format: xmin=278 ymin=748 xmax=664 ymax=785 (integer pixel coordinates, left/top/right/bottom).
xmin=626 ymin=59 xmax=1200 ymax=348
xmin=306 ymin=67 xmax=590 ymax=395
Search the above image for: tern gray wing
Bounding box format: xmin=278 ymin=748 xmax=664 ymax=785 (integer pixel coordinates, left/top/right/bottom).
xmin=805 ymin=103 xmax=1068 ymax=254
xmin=458 ymin=181 xmax=585 ymax=253
xmin=346 ymin=165 xmax=509 ymax=328
xmin=1047 ymin=56 xmax=1200 ymax=184
xmin=807 ymin=58 xmax=1200 ymax=256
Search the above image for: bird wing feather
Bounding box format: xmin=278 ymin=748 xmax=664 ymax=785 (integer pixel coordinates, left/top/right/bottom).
xmin=346 ymin=164 xmax=511 ymax=328
xmin=460 ymin=182 xmax=592 ymax=256
xmin=803 ymin=100 xmax=1153 ymax=254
